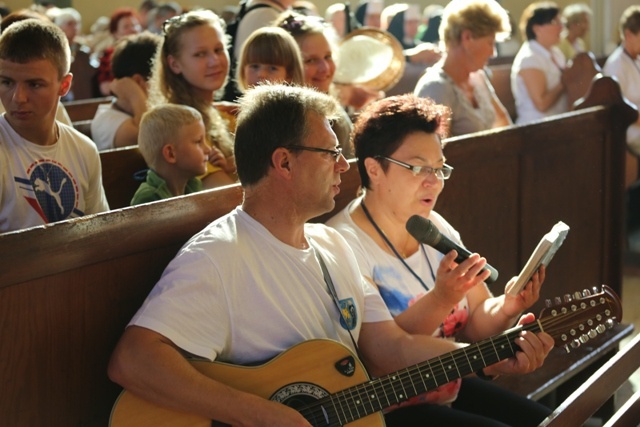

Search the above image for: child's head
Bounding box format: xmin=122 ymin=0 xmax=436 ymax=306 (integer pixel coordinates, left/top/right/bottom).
xmin=276 ymin=11 xmax=337 ymax=94
xmin=237 ymin=27 xmax=305 ymax=92
xmin=139 ymin=104 xmax=210 ymax=176
xmin=0 ymin=18 xmax=70 ymax=80
xmin=111 ymin=31 xmax=161 ymax=81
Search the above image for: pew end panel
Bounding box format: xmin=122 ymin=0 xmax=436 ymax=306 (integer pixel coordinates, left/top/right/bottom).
xmin=564 ymin=51 xmax=601 ymax=108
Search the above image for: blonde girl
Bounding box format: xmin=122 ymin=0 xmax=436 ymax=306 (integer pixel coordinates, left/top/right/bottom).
xmin=236 ymin=26 xmax=305 ymax=92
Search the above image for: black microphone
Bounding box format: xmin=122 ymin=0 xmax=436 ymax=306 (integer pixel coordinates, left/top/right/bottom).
xmin=406 ymin=215 xmax=499 ymax=284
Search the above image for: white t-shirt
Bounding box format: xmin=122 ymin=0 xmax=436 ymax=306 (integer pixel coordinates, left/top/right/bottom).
xmin=91 ymin=103 xmax=131 ymax=151
xmin=130 ymin=207 xmax=392 ymax=365
xmin=0 ymin=115 xmax=109 ymax=232
xmin=603 ymin=45 xmax=640 ymax=154
xmin=511 ymin=40 xmax=568 ymax=124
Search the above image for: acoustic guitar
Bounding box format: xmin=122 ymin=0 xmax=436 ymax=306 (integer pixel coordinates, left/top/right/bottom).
xmin=110 ymin=285 xmax=621 ymax=427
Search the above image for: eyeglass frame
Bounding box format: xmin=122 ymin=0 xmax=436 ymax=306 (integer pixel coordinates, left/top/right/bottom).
xmin=375 ymin=155 xmax=453 ymax=180
xmin=286 ymin=145 xmax=343 ymax=160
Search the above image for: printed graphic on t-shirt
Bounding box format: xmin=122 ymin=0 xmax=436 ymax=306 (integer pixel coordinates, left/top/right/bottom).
xmin=15 ymin=159 xmax=83 ymax=223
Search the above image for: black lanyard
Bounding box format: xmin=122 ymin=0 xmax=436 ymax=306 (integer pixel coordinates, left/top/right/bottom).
xmin=360 ymin=201 xmax=435 ymax=291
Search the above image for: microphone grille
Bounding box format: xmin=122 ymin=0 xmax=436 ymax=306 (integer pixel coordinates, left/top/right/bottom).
xmin=406 ymin=215 xmax=441 ymax=245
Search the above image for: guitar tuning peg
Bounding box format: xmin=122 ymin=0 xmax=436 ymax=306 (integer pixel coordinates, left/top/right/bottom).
xmin=582 ymin=289 xmax=591 ymax=297
xmin=554 ymin=296 xmax=562 ymax=305
xmin=545 ymin=299 xmax=552 ymax=308
xmin=593 ymin=286 xmax=600 ymax=294
xmin=588 ymin=329 xmax=598 ymax=339
xmin=563 ymin=294 xmax=572 ymax=303
xmin=563 ymin=344 xmax=570 ymax=353
xmin=579 ymin=334 xmax=590 ymax=344
xmin=606 ymin=319 xmax=615 ymax=329
xmin=573 ymin=291 xmax=582 ymax=300
xmin=570 ymin=339 xmax=581 ymax=349
xmin=596 ymin=324 xmax=606 ymax=334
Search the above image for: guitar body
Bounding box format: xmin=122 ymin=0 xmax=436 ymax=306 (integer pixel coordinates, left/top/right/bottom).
xmin=110 ymin=339 xmax=385 ymax=427
xmin=110 ymin=286 xmax=622 ymax=427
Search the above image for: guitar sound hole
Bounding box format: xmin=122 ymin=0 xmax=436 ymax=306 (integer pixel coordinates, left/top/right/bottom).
xmin=271 ymin=382 xmax=332 ymax=426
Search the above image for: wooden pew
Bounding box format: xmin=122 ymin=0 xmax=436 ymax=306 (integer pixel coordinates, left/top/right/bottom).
xmin=0 ymin=75 xmax=635 ymax=427
xmin=73 ymin=119 xmax=93 ymax=139
xmin=63 ymin=96 xmax=113 ymax=122
xmin=99 ymin=146 xmax=147 ymax=209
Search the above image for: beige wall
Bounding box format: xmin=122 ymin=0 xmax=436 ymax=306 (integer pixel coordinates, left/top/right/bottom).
xmin=7 ymin=0 xmax=628 ymax=56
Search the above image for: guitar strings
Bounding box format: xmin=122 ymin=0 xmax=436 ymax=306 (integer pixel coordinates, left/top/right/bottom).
xmin=298 ymin=305 xmax=610 ymax=425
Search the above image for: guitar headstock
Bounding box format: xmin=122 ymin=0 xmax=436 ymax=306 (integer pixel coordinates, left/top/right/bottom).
xmin=538 ymin=285 xmax=622 ymax=353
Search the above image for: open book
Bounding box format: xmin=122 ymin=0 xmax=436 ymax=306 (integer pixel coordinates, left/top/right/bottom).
xmin=506 ymin=221 xmax=570 ymax=296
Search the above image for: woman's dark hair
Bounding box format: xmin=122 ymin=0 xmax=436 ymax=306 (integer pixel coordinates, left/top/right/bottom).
xmin=519 ymin=2 xmax=559 ymax=41
xmin=353 ymin=94 xmax=450 ymax=189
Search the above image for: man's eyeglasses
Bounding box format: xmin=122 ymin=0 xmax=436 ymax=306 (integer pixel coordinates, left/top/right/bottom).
xmin=287 ymin=145 xmax=343 ymax=160
xmin=375 ymin=156 xmax=453 ymax=180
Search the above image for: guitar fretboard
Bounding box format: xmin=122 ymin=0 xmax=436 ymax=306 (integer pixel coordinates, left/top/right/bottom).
xmin=299 ymin=323 xmax=537 ymax=427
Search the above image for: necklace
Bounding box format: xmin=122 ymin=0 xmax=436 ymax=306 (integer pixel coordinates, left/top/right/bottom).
xmin=360 ymin=200 xmax=435 ymax=291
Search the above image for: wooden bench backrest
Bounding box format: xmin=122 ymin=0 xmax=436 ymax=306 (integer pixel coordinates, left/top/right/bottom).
xmin=100 ymin=146 xmax=148 ymax=209
xmin=488 ymin=62 xmax=516 ymax=119
xmin=63 ymin=96 xmax=112 ymax=122
xmin=0 ymin=76 xmax=635 ymax=426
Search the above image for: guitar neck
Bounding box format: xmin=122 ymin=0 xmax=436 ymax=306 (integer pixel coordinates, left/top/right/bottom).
xmin=300 ymin=323 xmax=536 ymax=426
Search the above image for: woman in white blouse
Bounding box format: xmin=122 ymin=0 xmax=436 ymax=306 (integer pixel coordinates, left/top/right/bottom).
xmin=511 ymin=2 xmax=567 ymax=124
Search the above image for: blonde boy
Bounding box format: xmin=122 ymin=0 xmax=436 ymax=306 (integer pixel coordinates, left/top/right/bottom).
xmin=131 ymin=104 xmax=211 ymax=205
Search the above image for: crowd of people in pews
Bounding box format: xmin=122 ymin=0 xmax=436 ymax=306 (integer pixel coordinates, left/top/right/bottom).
xmin=0 ymin=1 xmax=637 ymax=224
xmin=1 ymin=1 xmax=639 ymax=426
xmin=2 ymin=1 xmax=638 ymax=229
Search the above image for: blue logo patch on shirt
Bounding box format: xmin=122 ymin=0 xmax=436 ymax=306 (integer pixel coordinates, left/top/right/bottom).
xmin=338 ymin=297 xmax=358 ymax=330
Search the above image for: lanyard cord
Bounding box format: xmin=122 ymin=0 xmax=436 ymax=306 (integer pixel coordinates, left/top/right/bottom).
xmin=360 ymin=200 xmax=435 ymax=291
xmin=623 ymin=48 xmax=640 ymax=75
xmin=310 ymin=242 xmax=367 ymax=368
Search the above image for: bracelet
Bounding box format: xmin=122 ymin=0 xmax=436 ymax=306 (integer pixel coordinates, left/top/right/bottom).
xmin=476 ymin=368 xmax=495 ymax=381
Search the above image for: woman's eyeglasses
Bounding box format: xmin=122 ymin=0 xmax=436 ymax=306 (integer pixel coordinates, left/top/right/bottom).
xmin=375 ymin=156 xmax=453 ymax=180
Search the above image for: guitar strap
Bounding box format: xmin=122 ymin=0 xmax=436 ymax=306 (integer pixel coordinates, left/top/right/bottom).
xmin=310 ymin=242 xmax=367 ymax=367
